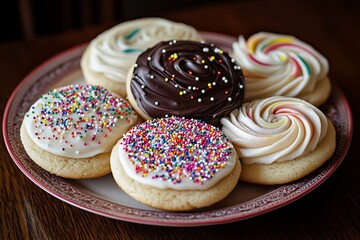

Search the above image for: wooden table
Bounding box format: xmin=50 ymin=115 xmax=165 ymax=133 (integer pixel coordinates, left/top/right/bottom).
xmin=1 ymin=1 xmax=359 ymax=239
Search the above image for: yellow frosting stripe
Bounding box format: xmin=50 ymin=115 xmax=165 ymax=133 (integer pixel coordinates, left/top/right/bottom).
xmin=247 ymin=36 xmax=294 ymax=54
xmin=247 ymin=36 xmax=264 ymax=54
xmin=278 ymin=54 xmax=287 ymax=61
xmin=261 ymin=37 xmax=294 ymax=51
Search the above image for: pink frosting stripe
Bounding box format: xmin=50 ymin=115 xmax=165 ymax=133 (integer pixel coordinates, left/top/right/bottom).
xmin=263 ymin=42 xmax=317 ymax=57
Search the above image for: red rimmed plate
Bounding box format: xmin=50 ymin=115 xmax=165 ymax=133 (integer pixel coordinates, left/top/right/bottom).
xmin=2 ymin=32 xmax=353 ymax=226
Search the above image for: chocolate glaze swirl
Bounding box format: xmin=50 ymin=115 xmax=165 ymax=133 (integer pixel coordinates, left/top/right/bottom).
xmin=130 ymin=40 xmax=245 ymax=125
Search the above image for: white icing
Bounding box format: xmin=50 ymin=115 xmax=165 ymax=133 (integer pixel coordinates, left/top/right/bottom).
xmin=88 ymin=18 xmax=202 ymax=83
xmin=24 ymin=84 xmax=138 ymax=158
xmin=221 ymin=96 xmax=328 ymax=164
xmin=232 ymin=32 xmax=329 ymax=101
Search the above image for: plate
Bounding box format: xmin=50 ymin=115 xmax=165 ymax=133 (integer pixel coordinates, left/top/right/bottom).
xmin=2 ymin=32 xmax=353 ymax=226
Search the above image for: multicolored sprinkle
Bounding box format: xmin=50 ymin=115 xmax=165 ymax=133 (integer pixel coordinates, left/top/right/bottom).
xmin=120 ymin=116 xmax=233 ymax=185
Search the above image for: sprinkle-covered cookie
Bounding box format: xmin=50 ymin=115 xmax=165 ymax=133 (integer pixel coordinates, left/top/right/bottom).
xmin=111 ymin=116 xmax=241 ymax=211
xmin=20 ymin=84 xmax=139 ymax=179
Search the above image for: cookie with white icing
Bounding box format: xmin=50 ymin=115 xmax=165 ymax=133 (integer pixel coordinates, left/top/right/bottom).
xmin=110 ymin=116 xmax=241 ymax=211
xmin=20 ymin=84 xmax=139 ymax=179
xmin=81 ymin=17 xmax=202 ymax=97
xmin=221 ymin=96 xmax=336 ymax=185
xmin=232 ymin=32 xmax=331 ymax=106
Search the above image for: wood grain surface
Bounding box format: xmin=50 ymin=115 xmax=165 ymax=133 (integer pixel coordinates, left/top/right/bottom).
xmin=1 ymin=0 xmax=359 ymax=239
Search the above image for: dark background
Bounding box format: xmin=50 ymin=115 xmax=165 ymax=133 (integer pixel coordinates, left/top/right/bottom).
xmin=0 ymin=0 xmax=238 ymax=43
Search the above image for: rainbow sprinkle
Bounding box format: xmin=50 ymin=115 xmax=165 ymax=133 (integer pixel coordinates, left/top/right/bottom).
xmin=120 ymin=116 xmax=233 ymax=185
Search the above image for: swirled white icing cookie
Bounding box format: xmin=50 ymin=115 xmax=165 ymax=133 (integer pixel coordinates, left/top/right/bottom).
xmin=221 ymin=96 xmax=336 ymax=185
xmin=110 ymin=116 xmax=241 ymax=211
xmin=20 ymin=84 xmax=139 ymax=179
xmin=81 ymin=18 xmax=202 ymax=97
xmin=232 ymin=32 xmax=331 ymax=106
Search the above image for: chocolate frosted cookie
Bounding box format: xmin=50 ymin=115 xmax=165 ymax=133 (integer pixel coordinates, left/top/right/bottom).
xmin=126 ymin=40 xmax=245 ymax=125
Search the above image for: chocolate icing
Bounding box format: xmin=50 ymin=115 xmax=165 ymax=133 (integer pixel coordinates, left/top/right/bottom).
xmin=130 ymin=40 xmax=245 ymax=125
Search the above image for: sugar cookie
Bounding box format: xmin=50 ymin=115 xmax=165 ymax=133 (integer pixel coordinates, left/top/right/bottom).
xmin=232 ymin=32 xmax=331 ymax=106
xmin=221 ymin=96 xmax=336 ymax=185
xmin=126 ymin=40 xmax=245 ymax=126
xmin=20 ymin=84 xmax=139 ymax=178
xmin=111 ymin=116 xmax=241 ymax=211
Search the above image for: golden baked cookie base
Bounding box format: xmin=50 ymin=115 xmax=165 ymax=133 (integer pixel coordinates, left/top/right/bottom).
xmin=110 ymin=142 xmax=242 ymax=211
xmin=298 ymin=77 xmax=331 ymax=107
xmin=20 ymin=122 xmax=111 ymax=179
xmin=80 ymin=46 xmax=127 ymax=97
xmin=239 ymin=118 xmax=336 ymax=185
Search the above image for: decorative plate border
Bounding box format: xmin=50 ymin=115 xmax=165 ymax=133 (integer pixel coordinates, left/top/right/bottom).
xmin=2 ymin=32 xmax=353 ymax=226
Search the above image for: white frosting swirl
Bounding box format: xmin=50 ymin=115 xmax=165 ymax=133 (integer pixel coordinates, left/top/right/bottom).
xmin=24 ymin=84 xmax=138 ymax=158
xmin=88 ymin=18 xmax=202 ymax=83
xmin=221 ymin=96 xmax=328 ymax=164
xmin=232 ymin=32 xmax=329 ymax=101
